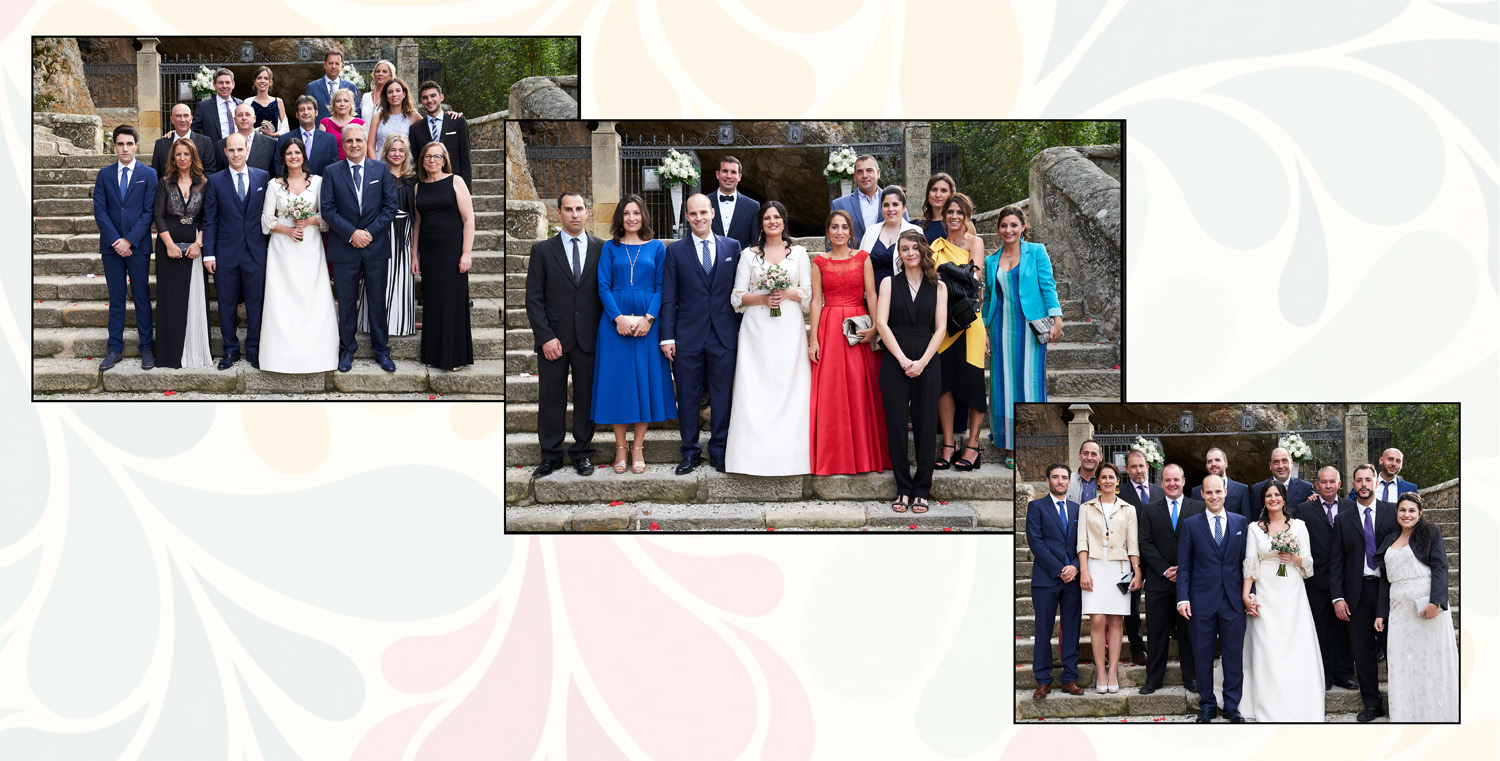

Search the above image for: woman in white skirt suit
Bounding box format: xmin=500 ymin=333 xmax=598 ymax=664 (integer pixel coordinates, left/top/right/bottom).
xmin=1076 ymin=461 xmax=1142 ymax=693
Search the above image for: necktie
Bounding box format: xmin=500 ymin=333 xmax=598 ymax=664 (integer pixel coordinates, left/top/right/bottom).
xmin=119 ymin=165 xmax=130 ymax=198
xmin=235 ymin=171 xmax=245 ymax=201
xmin=571 ymin=237 xmax=582 ymax=279
xmin=303 ymin=130 xmax=312 ymax=156
xmin=1363 ymin=507 xmax=1376 ymax=570
xmin=1137 ymin=484 xmax=1149 ymax=504
xmin=430 ymin=116 xmax=440 ymax=141
xmin=1214 ymin=515 xmax=1223 ymax=545
xmin=1170 ymin=499 xmax=1178 ymax=531
xmin=328 ymin=80 xmax=335 ymax=100
xmin=223 ymin=98 xmax=233 ymax=135
xmin=1381 ymin=482 xmax=1391 ymax=502
xmin=1057 ymin=500 xmax=1067 ymax=527
xmin=701 ymin=239 xmax=712 ymax=273
xmin=720 ymin=194 xmax=734 ymax=203
xmin=352 ymin=163 xmax=362 ymax=210
xmin=1324 ymin=501 xmax=1336 ymax=526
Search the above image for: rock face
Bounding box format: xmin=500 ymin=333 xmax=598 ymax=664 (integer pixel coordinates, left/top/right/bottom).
xmin=507 ymin=75 xmax=578 ymax=119
xmin=33 ymin=38 xmax=94 ymax=115
xmin=505 ymin=120 xmax=540 ymax=201
xmin=33 ymin=113 xmax=102 ymax=154
xmin=1030 ymin=145 xmax=1121 ymax=345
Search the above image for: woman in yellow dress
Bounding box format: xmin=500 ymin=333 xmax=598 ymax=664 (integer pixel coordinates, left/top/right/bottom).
xmin=930 ymin=193 xmax=988 ymax=471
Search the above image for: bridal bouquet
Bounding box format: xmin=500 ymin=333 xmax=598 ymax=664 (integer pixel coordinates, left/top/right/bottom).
xmin=823 ymin=146 xmax=857 ymax=184
xmin=285 ymin=196 xmax=316 ymax=221
xmin=756 ymin=263 xmax=793 ymax=317
xmin=658 ymin=149 xmax=700 ymax=189
xmin=1270 ymin=528 xmax=1301 ymax=576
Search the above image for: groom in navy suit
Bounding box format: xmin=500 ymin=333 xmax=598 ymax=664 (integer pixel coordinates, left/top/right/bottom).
xmin=660 ymin=193 xmax=742 ymax=474
xmin=707 ymin=156 xmax=759 ymax=248
xmin=203 ymin=133 xmax=270 ymax=369
xmin=321 ymin=124 xmax=398 ymax=372
xmin=1026 ymin=464 xmax=1085 ymax=698
xmin=1177 ymin=474 xmax=1251 ymax=723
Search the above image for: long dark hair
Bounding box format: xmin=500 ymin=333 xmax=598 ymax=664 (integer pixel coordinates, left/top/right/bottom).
xmin=1396 ymin=492 xmax=1438 ymax=556
xmin=753 ymin=200 xmax=790 ymax=250
xmin=895 ymin=230 xmax=938 ymax=284
xmin=277 ymin=138 xmax=306 ymax=185
xmin=921 ymin=172 xmax=956 ymax=222
xmin=1255 ymin=481 xmax=1298 ymax=533
xmin=610 ymin=193 xmax=655 ymax=242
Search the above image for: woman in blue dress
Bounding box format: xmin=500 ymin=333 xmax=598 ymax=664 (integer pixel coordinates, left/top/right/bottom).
xmin=920 ymin=172 xmax=956 ymax=243
xmin=858 ymin=186 xmax=923 ymax=288
xmin=981 ymin=205 xmax=1062 ymax=468
xmin=593 ymin=194 xmax=677 ymax=474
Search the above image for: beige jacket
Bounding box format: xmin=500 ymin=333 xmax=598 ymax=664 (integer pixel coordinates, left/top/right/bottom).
xmin=1077 ymin=497 xmax=1139 ymax=561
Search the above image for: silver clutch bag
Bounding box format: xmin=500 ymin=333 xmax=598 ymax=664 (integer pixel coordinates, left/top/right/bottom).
xmin=1029 ymin=316 xmax=1054 ymax=344
xmin=841 ymin=315 xmax=882 ymax=351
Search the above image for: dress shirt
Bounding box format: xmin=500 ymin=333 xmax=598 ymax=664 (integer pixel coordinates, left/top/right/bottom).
xmin=171 ymin=130 xmax=194 ymax=142
xmin=1077 ymin=473 xmax=1097 ymax=504
xmin=426 ymin=112 xmax=443 ymax=140
xmin=204 ymin=166 xmax=251 ymax=264
xmin=216 ymin=95 xmax=236 ymax=139
xmin=1319 ymin=498 xmax=1339 ymax=526
xmin=324 ymin=77 xmax=340 ymax=96
xmin=660 ymin=232 xmax=716 ymax=347
xmin=716 ymin=189 xmax=738 ymax=232
xmin=857 ymin=189 xmax=880 ymax=229
xmin=1130 ymin=480 xmax=1151 ymax=504
xmin=347 ymin=159 xmax=366 ymax=207
xmin=1357 ymin=501 xmax=1380 ymax=577
xmin=1377 ymin=476 xmax=1399 ymax=503
xmin=557 ymin=230 xmax=586 ymax=278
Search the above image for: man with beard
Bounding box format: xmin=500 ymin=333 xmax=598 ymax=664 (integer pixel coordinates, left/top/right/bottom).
xmin=1375 ymin=448 xmax=1418 ymax=503
xmin=1330 ymin=464 xmax=1399 ymax=722
xmin=1065 ymin=439 xmax=1102 ymax=505
xmin=1192 ymin=447 xmax=1253 ymax=520
xmin=1026 ymin=463 xmax=1085 ymax=698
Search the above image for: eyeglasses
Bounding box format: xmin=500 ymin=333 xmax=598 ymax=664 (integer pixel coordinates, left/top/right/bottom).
xmin=422 ymin=155 xmax=444 ymax=161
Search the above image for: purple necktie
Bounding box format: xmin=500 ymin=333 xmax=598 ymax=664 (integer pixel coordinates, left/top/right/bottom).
xmin=1363 ymin=506 xmax=1376 ymax=569
xmin=1324 ymin=501 xmax=1336 ymax=526
xmin=1137 ymin=484 xmax=1148 ymax=504
xmin=223 ymin=98 xmax=234 ymax=136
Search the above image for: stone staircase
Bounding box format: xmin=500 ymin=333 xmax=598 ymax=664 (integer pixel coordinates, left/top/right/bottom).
xmin=31 ymin=149 xmax=507 ymax=397
xmin=1013 ymin=505 xmax=1461 ymax=721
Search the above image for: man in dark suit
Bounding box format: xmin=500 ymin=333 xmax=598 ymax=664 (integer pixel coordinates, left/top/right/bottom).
xmin=217 ymin=102 xmax=276 ymax=175
xmin=1026 ymin=463 xmax=1085 ymax=699
xmin=1136 ymin=464 xmax=1204 ymax=694
xmin=1119 ymin=448 xmax=1164 ymax=666
xmin=411 ymin=81 xmax=472 ymax=188
xmin=277 ymin=95 xmax=340 ymax=177
xmin=524 ymin=192 xmax=604 ymax=478
xmin=321 ymin=123 xmax=398 ymax=372
xmin=202 ymin=133 xmax=270 ymax=369
xmin=828 ymin=154 xmax=908 ymax=248
xmin=1250 ymin=446 xmax=1315 ymax=512
xmin=660 ymin=193 xmax=743 ymax=474
xmin=92 ymin=125 xmax=158 ymax=371
xmin=706 ymin=156 xmax=759 ymax=248
xmin=1330 ymin=463 xmax=1400 ymax=722
xmin=306 ymin=50 xmax=362 ymax=123
xmin=153 ymin=103 xmax=218 ymax=179
xmin=1177 ymin=474 xmax=1250 ymax=723
xmin=1192 ymin=447 xmax=1253 ymax=520
xmin=1375 ymin=448 xmax=1419 ymax=503
xmin=192 ymin=67 xmax=240 ymax=146
xmin=1305 ymin=466 xmax=1357 ymax=691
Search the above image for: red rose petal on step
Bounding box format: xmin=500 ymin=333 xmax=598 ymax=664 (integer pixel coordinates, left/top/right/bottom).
xmin=766 ymin=527 xmax=775 ymax=531
xmin=908 ymin=524 xmax=918 ymax=530
xmin=608 ymin=500 xmax=625 ymax=507
xmin=1112 ymin=364 xmax=1120 ymax=370
xmin=938 ymin=501 xmax=949 ymax=505
xmin=428 ymin=395 xmax=437 ymax=399
xmin=943 ymin=527 xmax=952 ymax=532
xmin=649 ymin=522 xmax=659 ymax=531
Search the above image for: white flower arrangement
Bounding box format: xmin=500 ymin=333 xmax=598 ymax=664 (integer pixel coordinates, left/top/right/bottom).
xmin=1279 ymin=433 xmax=1312 ymax=461
xmin=189 ymin=66 xmax=218 ymax=99
xmin=823 ymin=146 xmax=858 ymax=184
xmin=1132 ymin=436 xmax=1164 ymax=470
xmin=340 ymin=63 xmax=366 ymax=91
xmin=657 ymin=149 xmax=699 ymax=189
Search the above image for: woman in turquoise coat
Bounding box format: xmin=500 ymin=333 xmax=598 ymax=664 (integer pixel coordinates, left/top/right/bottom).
xmin=981 ymin=205 xmax=1062 ymax=466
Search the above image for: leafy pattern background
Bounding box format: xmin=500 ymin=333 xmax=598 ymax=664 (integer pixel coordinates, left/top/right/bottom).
xmin=1 ymin=1 xmax=1495 ymax=756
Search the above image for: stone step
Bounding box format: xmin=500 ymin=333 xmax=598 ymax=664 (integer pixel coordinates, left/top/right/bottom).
xmin=1013 ymin=600 xmax=1459 ymax=637
xmin=33 ymin=271 xmax=501 ymax=302
xmin=472 ymin=179 xmax=504 ymax=196
xmin=1013 ymin=684 xmax=1382 ymax=719
xmin=1047 ymin=343 xmax=1118 ymax=371
xmin=34 ymin=183 xmax=98 ymax=200
xmin=31 ymin=150 xmax=500 ymax=171
xmin=474 ymin=211 xmax=504 ymax=231
xmin=1013 ymin=659 xmax=1390 ymax=691
xmin=473 ymin=149 xmax=502 ymax=163
xmin=34 ymin=326 xmax=503 ymax=361
xmin=35 ymin=233 xmax=99 ymax=254
xmin=473 ymin=195 xmax=505 ymax=213
xmin=506 ymin=347 xmax=1121 ymax=378
xmin=34 ymin=357 xmax=503 ymax=395
xmin=35 ymin=167 xmax=103 ymax=185
xmin=33 ymin=198 xmax=96 ymax=216
xmin=35 ymin=297 xmax=499 ymax=333
xmin=504 ymin=499 xmax=1008 ymax=532
xmin=32 ymin=250 xmax=503 ymax=277
xmin=1013 ymin=567 xmax=1461 ymax=598
xmin=1016 ymin=634 xmax=1180 ymax=664
xmin=1048 ymin=369 xmax=1120 ymax=398
xmin=499 ymin=320 xmax=1106 ymax=350
xmin=1012 ymin=569 xmax=1461 ymax=611
xmin=34 ymin=214 xmax=98 ymax=234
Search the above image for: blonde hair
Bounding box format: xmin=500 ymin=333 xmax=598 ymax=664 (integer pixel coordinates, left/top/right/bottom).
xmin=381 ymin=133 xmax=415 ymax=178
xmin=330 ymin=88 xmax=356 ymax=116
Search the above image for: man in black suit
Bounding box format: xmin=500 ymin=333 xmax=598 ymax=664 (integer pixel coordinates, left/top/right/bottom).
xmin=1191 ymin=447 xmax=1253 ymax=520
xmin=1330 ymin=463 xmax=1399 ymax=722
xmin=524 ymin=191 xmax=604 ymax=478
xmin=1305 ymin=465 xmax=1357 ymax=691
xmin=1250 ymin=446 xmax=1315 ymax=510
xmin=277 ymin=96 xmax=340 ymax=177
xmin=192 ymin=67 xmax=240 ymax=146
xmin=1136 ymin=463 xmax=1204 ymax=694
xmin=411 ymin=81 xmax=472 ymax=189
xmin=154 ymin=103 xmax=219 ymax=178
xmin=707 ymin=156 xmax=759 ymax=248
xmin=217 ymin=103 xmax=276 ymax=175
xmin=1118 ymin=448 xmax=1163 ymax=666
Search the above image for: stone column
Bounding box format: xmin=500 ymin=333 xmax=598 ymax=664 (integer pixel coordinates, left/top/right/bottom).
xmin=396 ymin=38 xmax=419 ymax=88
xmin=1067 ymin=404 xmax=1094 ymax=472
xmin=1343 ymin=404 xmax=1368 ymax=482
xmin=136 ymin=38 xmax=162 ymax=145
xmin=904 ymin=121 xmax=931 ymax=205
xmin=591 ymin=121 xmax=621 ymax=239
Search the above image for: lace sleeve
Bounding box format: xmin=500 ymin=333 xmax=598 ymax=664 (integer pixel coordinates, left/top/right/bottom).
xmin=260 ymin=180 xmax=280 ymax=235
xmin=1243 ymin=525 xmax=1259 ymax=580
xmin=730 ymin=251 xmax=753 ymax=312
xmin=795 ymin=247 xmax=812 ymax=313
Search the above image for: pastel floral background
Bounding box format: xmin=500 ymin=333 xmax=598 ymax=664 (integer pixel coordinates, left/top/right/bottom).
xmin=5 ymin=1 xmax=1496 ymax=757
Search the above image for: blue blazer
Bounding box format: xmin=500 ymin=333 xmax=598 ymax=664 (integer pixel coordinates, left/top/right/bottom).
xmin=202 ymin=167 xmax=270 ymax=269
xmin=320 ymin=159 xmax=397 ymax=264
xmin=1026 ymin=496 xmax=1080 ymax=590
xmin=305 ymin=78 xmax=362 ymax=123
xmin=192 ymin=96 xmax=242 ymax=145
xmin=659 ymin=235 xmax=742 ymax=354
xmin=830 ymin=186 xmax=908 ymax=249
xmin=275 ymin=128 xmax=340 ymax=176
xmin=1176 ymin=510 xmax=1248 ymax=614
xmin=708 ymin=191 xmax=760 ymax=248
xmin=982 ymin=240 xmax=1062 ymax=327
xmin=93 ymin=162 xmax=158 ymax=254
xmin=1191 ymin=477 xmax=1254 ymax=521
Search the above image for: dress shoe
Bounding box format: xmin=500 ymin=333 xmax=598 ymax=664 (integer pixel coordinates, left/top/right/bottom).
xmin=247 ymin=353 xmax=259 ymax=369
xmin=1196 ymin=707 xmax=1217 ymax=723
xmin=1131 ymin=651 xmax=1148 ymax=666
xmin=711 ymin=458 xmax=726 ymax=473
xmin=217 ymin=352 xmax=240 ymax=370
xmin=337 ymin=352 xmax=353 ymax=373
xmin=1334 ymin=677 xmax=1358 ymax=690
xmin=573 ymin=458 xmax=594 ymax=476
xmin=1356 ymin=706 xmax=1385 ymax=723
xmin=1031 ymin=683 xmax=1050 ymax=700
xmin=377 ymin=354 xmax=396 ymax=372
xmin=675 ymin=457 xmax=701 ymax=476
xmin=1183 ymin=679 xmax=1198 ymax=693
xmin=99 ymin=351 xmax=123 ymax=371
xmin=1224 ymin=709 xmax=1245 ymax=723
xmin=1058 ymin=682 xmax=1084 ymax=695
xmin=533 ymin=460 xmax=561 ymax=478
xmin=140 ymin=348 xmax=155 ymax=370
xmin=1138 ymin=683 xmax=1160 ymax=695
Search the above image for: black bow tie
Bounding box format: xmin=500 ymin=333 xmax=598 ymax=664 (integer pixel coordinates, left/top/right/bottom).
xmin=719 ymin=194 xmax=734 ymax=203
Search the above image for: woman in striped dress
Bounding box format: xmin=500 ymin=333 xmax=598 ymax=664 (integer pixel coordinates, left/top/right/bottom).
xmin=981 ymin=205 xmax=1061 ymax=468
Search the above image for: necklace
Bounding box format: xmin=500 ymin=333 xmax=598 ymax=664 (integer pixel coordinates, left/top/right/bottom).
xmin=624 ymin=243 xmax=644 ymax=286
xmin=907 ymin=276 xmax=921 ymax=299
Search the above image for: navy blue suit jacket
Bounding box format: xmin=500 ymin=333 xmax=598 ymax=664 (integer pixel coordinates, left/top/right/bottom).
xmin=708 ymin=191 xmax=759 ymax=248
xmin=305 ymin=77 xmax=362 ymax=123
xmin=1176 ymin=510 xmax=1249 ymax=615
xmin=1192 ymin=477 xmax=1253 ymax=521
xmin=202 ymin=167 xmax=270 ymax=269
xmin=320 ymin=159 xmax=397 ymax=264
xmin=93 ymin=162 xmax=158 ymax=254
xmin=275 ymin=128 xmax=340 ymax=176
xmin=1026 ymin=496 xmax=1080 ymax=590
xmin=1250 ymin=477 xmax=1315 ymax=516
xmin=192 ymin=96 xmax=242 ymax=145
xmin=659 ymin=234 xmax=743 ymax=354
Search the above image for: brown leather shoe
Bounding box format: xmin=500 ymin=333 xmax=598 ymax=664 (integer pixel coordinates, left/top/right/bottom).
xmin=1059 ymin=681 xmax=1085 ymax=695
xmin=1031 ymin=683 xmax=1050 ymax=700
xmin=1131 ymin=651 xmax=1148 ymax=666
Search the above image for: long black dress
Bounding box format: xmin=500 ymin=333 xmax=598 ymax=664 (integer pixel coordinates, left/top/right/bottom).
xmin=880 ymin=275 xmax=941 ymax=500
xmin=415 ymin=175 xmax=473 ymax=368
xmin=152 ymin=176 xmax=210 ymax=368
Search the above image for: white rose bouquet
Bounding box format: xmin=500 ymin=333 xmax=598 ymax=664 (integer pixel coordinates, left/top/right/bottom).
xmin=340 ymin=63 xmax=366 ymax=91
xmin=1279 ymin=434 xmax=1312 ymax=461
xmin=658 ymin=149 xmax=700 ymax=189
xmin=189 ymin=66 xmax=217 ymax=99
xmin=823 ymin=146 xmax=857 ymax=184
xmin=1132 ymin=436 xmax=1164 ymax=470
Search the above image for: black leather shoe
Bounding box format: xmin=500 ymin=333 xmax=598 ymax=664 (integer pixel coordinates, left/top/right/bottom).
xmin=1356 ymin=706 xmax=1385 ymax=722
xmin=1376 ymin=650 xmax=1386 ymax=662
xmin=99 ymin=351 xmax=123 ymax=371
xmin=1183 ymin=679 xmax=1198 ymax=693
xmin=1138 ymin=683 xmax=1160 ymax=695
xmin=1334 ymin=677 xmax=1358 ymax=690
xmin=710 ymin=457 xmax=726 ymax=473
xmin=337 ymin=352 xmax=353 ymax=373
xmin=573 ymin=458 xmax=594 ymax=476
xmin=533 ymin=460 xmax=561 ymax=478
xmin=218 ymin=352 xmax=239 ymax=370
xmin=140 ymin=349 xmax=155 ymax=370
xmin=1224 ymin=709 xmax=1244 ymax=723
xmin=675 ymin=457 xmax=700 ymax=476
xmin=377 ymin=355 xmax=396 ymax=372
xmin=247 ymin=353 xmax=259 ymax=369
xmin=1196 ymin=707 xmax=1216 ymax=723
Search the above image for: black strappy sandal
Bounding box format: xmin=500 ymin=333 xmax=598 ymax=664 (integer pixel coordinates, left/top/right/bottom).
xmin=891 ymin=494 xmax=909 ymax=513
xmin=934 ymin=443 xmax=955 ymax=470
xmin=911 ymin=497 xmax=930 ymax=514
xmin=953 ymin=444 xmax=983 ymax=472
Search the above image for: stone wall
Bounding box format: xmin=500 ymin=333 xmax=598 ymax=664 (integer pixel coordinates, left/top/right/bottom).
xmin=507 ymin=75 xmax=579 ymax=119
xmin=1029 ymin=144 xmax=1121 ymax=345
xmin=1419 ymin=478 xmax=1460 ymax=508
xmin=34 ymin=113 xmax=103 ymax=153
xmin=504 ymin=120 xmax=540 ymax=201
xmin=33 ymin=38 xmax=93 ymax=114
xmin=469 ymin=111 xmax=507 ymax=150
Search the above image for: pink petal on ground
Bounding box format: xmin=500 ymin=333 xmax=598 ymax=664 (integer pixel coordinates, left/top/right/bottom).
xmin=725 ymin=624 xmax=814 ymax=760
xmin=556 ymin=538 xmax=756 ymax=761
xmin=383 ymin=604 xmax=500 ymax=695
xmin=567 ymin=678 xmax=632 ymax=760
xmin=348 ymin=701 xmax=439 ymax=761
xmin=416 ymin=543 xmax=550 ymax=761
xmin=639 ymin=541 xmax=784 ymax=616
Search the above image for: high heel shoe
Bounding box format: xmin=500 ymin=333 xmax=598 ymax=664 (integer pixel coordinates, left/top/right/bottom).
xmin=934 ymin=444 xmax=955 ymax=470
xmin=631 ymin=446 xmax=646 ymax=474
xmin=953 ymin=444 xmax=983 ymax=471
xmin=613 ymin=446 xmax=628 ymax=474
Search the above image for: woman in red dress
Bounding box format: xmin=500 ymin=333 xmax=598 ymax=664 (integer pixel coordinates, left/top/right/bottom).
xmin=808 ymin=210 xmax=890 ymax=475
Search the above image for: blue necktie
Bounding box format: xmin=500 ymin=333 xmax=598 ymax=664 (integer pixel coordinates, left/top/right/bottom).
xmin=1381 ymin=482 xmax=1391 ymax=502
xmin=1170 ymin=499 xmax=1178 ymax=531
xmin=119 ymin=166 xmax=130 ymax=199
xmin=1057 ymin=500 xmax=1067 ymax=527
xmin=430 ymin=117 xmax=441 ymax=141
xmin=1213 ymin=515 xmax=1223 ymax=545
xmin=701 ymin=240 xmax=712 ymax=274
xmin=235 ymin=171 xmax=245 ymax=201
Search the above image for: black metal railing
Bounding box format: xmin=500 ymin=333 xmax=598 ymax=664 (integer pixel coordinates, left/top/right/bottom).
xmin=85 ymin=63 xmax=137 ymax=108
xmin=525 ymin=140 xmax=592 ymax=206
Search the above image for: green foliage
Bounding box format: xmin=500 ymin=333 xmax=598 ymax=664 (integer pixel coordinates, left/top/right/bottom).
xmin=417 ymin=37 xmax=579 ymax=117
xmin=1365 ymin=404 xmax=1460 ymax=487
xmin=931 ymin=121 xmax=1121 ymax=214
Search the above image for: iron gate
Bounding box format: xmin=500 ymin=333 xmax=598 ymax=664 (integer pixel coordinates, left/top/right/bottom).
xmin=160 ymin=54 xmax=386 ymax=134
xmin=525 ymin=134 xmax=592 ymax=203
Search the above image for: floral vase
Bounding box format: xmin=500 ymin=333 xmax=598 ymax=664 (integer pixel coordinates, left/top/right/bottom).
xmin=840 ymin=179 xmax=852 ymax=197
xmin=669 ymin=183 xmax=683 ymax=237
xmin=1289 ymin=462 xmax=1299 ymax=479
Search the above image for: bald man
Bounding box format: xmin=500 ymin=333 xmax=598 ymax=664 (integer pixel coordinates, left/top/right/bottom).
xmin=153 ymin=102 xmax=219 ymax=178
xmin=216 ymin=102 xmax=275 ymax=174
xmin=1249 ymin=447 xmax=1315 ymax=514
xmin=1374 ymin=448 xmax=1418 ymax=503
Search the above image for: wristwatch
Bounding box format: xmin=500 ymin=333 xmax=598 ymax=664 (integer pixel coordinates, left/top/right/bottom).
xmin=644 ymin=315 xmax=655 ymax=324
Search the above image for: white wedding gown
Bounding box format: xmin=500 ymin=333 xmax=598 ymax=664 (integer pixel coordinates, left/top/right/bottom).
xmin=724 ymin=245 xmax=812 ymax=476
xmin=1384 ymin=543 xmax=1459 ymax=721
xmin=1240 ymin=519 xmax=1325 ymax=721
xmin=259 ymin=176 xmax=339 ymax=373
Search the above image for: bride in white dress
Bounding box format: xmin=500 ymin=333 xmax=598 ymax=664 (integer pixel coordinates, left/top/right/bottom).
xmin=259 ymin=140 xmax=338 ymax=373
xmin=1240 ymin=482 xmax=1325 ymax=721
xmin=1376 ymin=493 xmax=1458 ymax=722
xmin=725 ymin=201 xmax=812 ymax=476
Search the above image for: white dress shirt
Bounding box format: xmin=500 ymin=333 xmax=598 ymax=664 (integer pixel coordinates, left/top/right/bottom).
xmin=1377 ymin=476 xmax=1400 ymax=503
xmin=216 ymin=95 xmax=236 ymax=138
xmin=557 ymin=230 xmax=586 ymax=278
xmin=347 ymin=159 xmax=366 ymax=209
xmin=204 ymin=166 xmax=251 ymax=263
xmin=659 ymin=232 xmax=716 ymax=347
xmin=716 ymin=189 xmax=738 ymax=232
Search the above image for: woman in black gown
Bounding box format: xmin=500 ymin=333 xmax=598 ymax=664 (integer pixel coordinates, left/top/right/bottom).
xmin=152 ymin=138 xmax=211 ymax=368
xmin=411 ymin=141 xmax=475 ymax=370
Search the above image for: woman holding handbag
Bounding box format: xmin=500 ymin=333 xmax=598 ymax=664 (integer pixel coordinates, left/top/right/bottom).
xmin=931 ymin=193 xmax=988 ymax=471
xmin=982 ymin=205 xmax=1062 ymax=467
xmin=808 ymin=210 xmax=890 ymax=475
xmin=1076 ymin=462 xmax=1141 ymax=693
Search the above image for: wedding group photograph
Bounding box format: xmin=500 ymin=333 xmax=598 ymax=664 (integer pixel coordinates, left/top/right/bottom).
xmin=32 ymin=35 xmax=578 ymax=399
xmin=504 ymin=119 xmax=1122 ymax=532
xmin=1014 ymin=403 xmax=1460 ymax=723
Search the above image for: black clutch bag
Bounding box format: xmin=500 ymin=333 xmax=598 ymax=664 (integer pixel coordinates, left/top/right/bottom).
xmin=1115 ymin=570 xmax=1134 ymax=595
xmin=936 ymin=262 xmax=980 ymax=335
